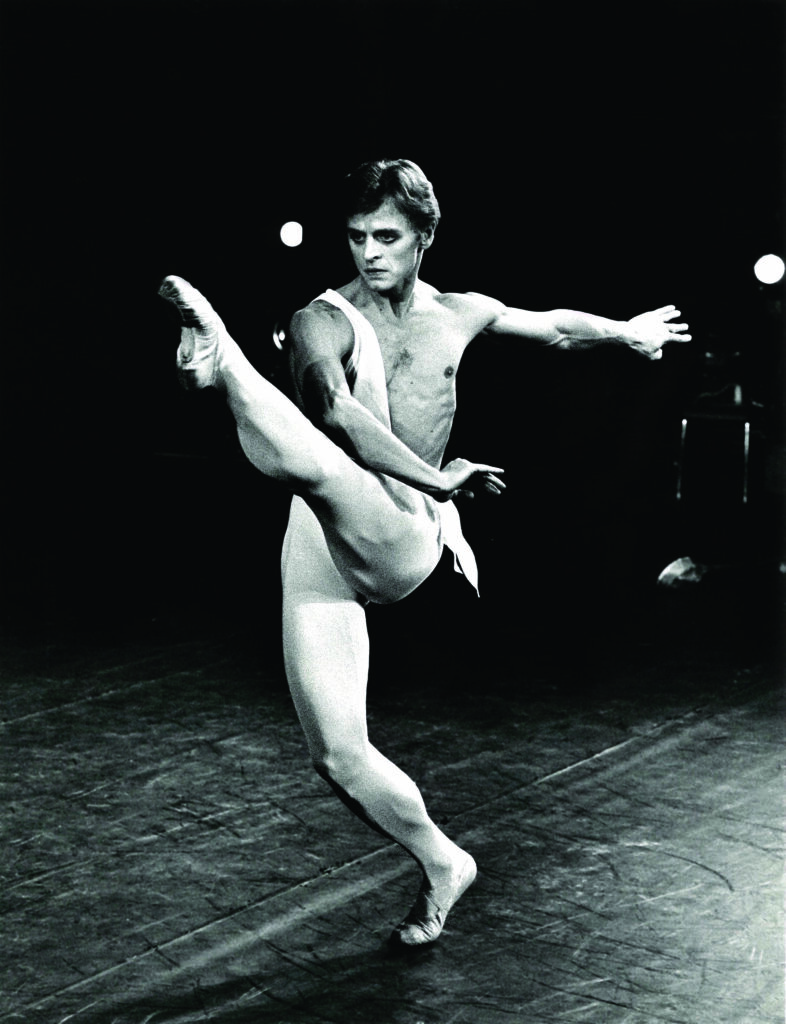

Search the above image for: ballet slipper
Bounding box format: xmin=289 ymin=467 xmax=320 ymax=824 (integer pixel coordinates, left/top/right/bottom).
xmin=158 ymin=274 xmax=225 ymax=389
xmin=390 ymin=852 xmax=477 ymax=947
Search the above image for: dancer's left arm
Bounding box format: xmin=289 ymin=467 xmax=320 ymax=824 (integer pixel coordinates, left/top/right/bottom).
xmin=468 ymin=294 xmax=691 ymax=359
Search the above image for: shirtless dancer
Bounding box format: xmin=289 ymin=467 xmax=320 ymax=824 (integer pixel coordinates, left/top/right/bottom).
xmin=159 ymin=158 xmax=690 ymax=947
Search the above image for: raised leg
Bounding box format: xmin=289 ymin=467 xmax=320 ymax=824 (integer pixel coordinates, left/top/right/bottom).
xmin=159 ymin=275 xmax=440 ymax=604
xmin=282 ymin=498 xmax=477 ymax=945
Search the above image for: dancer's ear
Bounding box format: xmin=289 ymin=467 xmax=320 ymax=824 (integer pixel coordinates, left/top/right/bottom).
xmin=419 ymin=226 xmax=436 ymax=250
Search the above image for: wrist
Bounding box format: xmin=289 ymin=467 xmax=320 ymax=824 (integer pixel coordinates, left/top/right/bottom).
xmin=424 ymin=465 xmax=447 ymax=495
xmin=622 ymin=318 xmax=639 ymax=337
xmin=621 ymin=320 xmax=647 ymax=348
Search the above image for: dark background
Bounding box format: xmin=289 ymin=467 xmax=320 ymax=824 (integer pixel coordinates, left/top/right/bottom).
xmin=1 ymin=0 xmax=783 ymax=659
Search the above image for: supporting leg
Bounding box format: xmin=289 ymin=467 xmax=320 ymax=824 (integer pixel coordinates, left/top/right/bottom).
xmin=282 ymin=499 xmax=476 ymax=945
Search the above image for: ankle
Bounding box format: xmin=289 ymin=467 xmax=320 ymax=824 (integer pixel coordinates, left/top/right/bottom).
xmin=421 ymin=838 xmax=470 ymax=886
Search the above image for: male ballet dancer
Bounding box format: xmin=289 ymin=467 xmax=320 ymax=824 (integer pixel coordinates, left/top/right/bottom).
xmin=159 ymin=158 xmax=690 ymax=947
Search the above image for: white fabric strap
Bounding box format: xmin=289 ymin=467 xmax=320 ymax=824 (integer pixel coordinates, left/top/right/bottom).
xmin=440 ymin=500 xmax=479 ymax=596
xmin=319 ymin=290 xmax=391 ymax=428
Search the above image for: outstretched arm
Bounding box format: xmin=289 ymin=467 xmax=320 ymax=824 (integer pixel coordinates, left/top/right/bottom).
xmin=472 ymin=294 xmax=691 ymax=359
xmin=288 ymin=305 xmax=503 ymax=500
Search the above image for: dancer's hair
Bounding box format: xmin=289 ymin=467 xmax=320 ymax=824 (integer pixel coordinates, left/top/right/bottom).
xmin=342 ymin=158 xmax=441 ymax=236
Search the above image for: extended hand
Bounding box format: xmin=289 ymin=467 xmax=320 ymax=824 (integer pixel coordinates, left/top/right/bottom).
xmin=437 ymin=458 xmax=506 ymax=502
xmin=627 ymin=305 xmax=691 ymax=360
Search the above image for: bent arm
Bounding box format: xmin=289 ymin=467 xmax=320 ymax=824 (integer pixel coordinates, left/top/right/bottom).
xmin=288 ymin=306 xmax=446 ymax=493
xmin=471 ymin=294 xmax=691 ymax=359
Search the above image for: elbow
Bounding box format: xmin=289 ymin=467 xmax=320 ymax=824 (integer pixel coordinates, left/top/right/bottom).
xmin=319 ymin=389 xmax=346 ymax=431
xmin=549 ymin=311 xmax=580 ymax=350
xmin=317 ymin=390 xmax=355 ymax=441
xmin=300 ymin=371 xmax=345 ymax=432
xmin=299 ymin=363 xmax=362 ymax=448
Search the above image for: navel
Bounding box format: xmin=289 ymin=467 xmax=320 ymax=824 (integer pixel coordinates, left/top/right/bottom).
xmin=444 ymin=365 xmax=455 ymax=378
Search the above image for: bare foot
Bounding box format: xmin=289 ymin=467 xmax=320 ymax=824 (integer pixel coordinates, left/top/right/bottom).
xmin=391 ymin=848 xmax=477 ymax=947
xmin=158 ymin=275 xmax=226 ymax=389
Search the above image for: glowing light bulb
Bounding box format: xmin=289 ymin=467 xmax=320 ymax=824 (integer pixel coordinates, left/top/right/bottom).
xmin=753 ymin=254 xmax=785 ymax=285
xmin=280 ymin=221 xmax=303 ymax=248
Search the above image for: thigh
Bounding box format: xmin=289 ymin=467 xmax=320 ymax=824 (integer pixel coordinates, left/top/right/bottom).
xmin=308 ymin=470 xmax=443 ymax=604
xmin=281 ymin=498 xmax=371 ymax=760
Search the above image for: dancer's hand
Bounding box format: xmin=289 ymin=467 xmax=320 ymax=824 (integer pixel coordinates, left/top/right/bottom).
xmin=436 ymin=459 xmax=505 ymax=501
xmin=626 ymin=306 xmax=691 ymax=360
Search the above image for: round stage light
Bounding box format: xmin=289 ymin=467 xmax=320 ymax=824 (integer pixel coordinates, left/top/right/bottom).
xmin=272 ymin=321 xmax=287 ymax=351
xmin=753 ymin=253 xmax=785 ymax=285
xmin=280 ymin=221 xmax=303 ymax=248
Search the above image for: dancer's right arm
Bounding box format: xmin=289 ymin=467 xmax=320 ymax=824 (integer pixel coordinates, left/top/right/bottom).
xmin=288 ymin=306 xmax=500 ymax=500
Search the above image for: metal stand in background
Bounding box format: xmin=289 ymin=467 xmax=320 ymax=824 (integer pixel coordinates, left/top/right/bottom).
xmin=663 ymin=360 xmax=768 ymax=585
xmin=676 ymin=403 xmax=753 ymax=505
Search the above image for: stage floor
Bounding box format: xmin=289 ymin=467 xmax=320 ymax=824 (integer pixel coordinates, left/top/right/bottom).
xmin=2 ymin=569 xmax=783 ymax=1024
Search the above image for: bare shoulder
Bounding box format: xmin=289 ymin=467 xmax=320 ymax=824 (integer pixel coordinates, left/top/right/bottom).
xmin=430 ymin=287 xmax=506 ymax=334
xmin=290 ymin=297 xmax=351 ymax=336
xmin=289 ymin=296 xmax=354 ymax=358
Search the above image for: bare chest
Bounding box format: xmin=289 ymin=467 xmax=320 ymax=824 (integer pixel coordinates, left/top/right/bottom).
xmin=368 ymin=312 xmax=469 ymax=465
xmin=373 ymin=316 xmax=467 ymax=393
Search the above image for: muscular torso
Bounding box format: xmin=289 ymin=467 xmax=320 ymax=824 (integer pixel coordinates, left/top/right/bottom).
xmin=334 ymin=279 xmax=496 ymax=467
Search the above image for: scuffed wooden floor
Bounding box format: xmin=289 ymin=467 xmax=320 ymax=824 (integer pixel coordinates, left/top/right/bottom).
xmin=1 ymin=573 xmax=783 ymax=1024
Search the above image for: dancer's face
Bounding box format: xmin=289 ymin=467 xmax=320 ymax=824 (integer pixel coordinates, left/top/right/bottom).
xmin=347 ymin=199 xmax=432 ymax=294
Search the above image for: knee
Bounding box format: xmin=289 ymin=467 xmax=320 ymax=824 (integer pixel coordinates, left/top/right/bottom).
xmin=336 ymin=538 xmax=434 ymax=605
xmin=360 ymin=564 xmax=430 ymax=605
xmin=311 ymin=740 xmax=367 ymax=790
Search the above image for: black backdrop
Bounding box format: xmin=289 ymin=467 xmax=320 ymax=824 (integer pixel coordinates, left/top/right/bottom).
xmin=2 ymin=0 xmax=783 ymax=647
